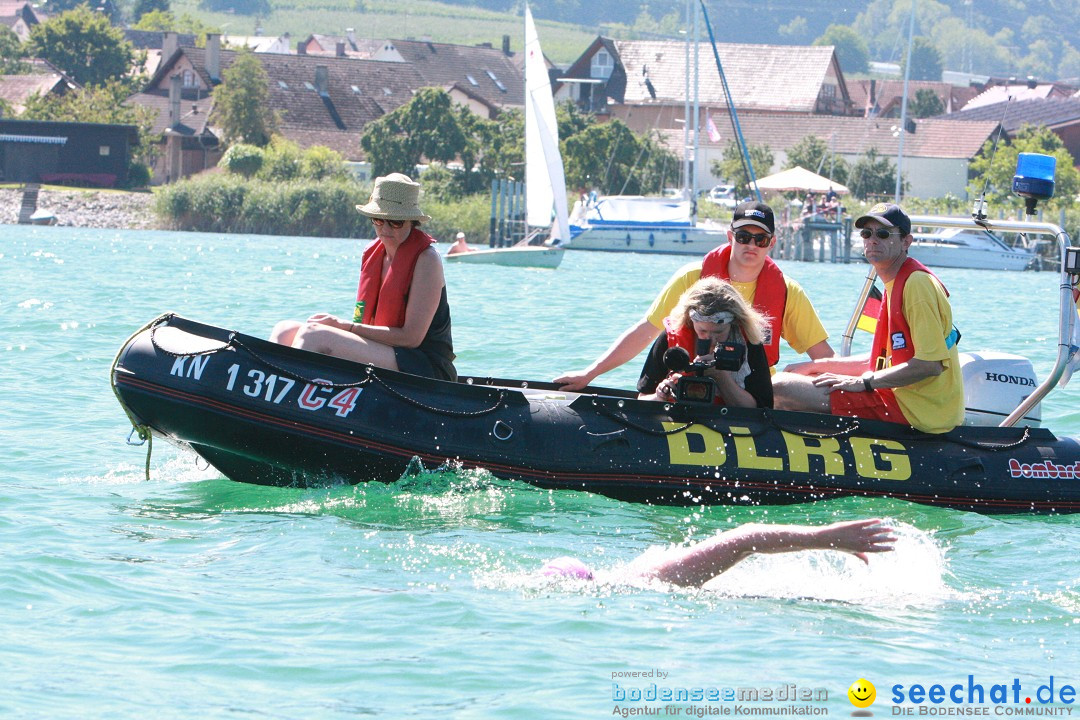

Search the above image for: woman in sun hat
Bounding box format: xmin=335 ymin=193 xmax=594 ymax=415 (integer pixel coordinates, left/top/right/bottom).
xmin=270 ymin=173 xmax=456 ymax=381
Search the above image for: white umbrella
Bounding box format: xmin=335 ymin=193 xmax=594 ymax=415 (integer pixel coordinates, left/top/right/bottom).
xmin=751 ymin=166 xmax=849 ymax=195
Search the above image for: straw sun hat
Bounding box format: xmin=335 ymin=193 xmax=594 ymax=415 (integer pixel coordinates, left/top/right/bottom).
xmin=355 ymin=173 xmax=432 ymax=224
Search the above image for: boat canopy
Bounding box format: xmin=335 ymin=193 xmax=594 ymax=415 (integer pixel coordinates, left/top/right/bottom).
xmin=583 ymin=196 xmax=694 ymax=228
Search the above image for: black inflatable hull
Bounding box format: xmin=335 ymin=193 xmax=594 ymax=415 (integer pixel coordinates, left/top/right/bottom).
xmin=112 ymin=315 xmax=1080 ymax=513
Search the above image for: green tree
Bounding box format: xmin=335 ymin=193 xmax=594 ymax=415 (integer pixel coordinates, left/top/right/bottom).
xmin=212 ymin=49 xmax=277 ymax=147
xmin=0 ymin=25 xmax=29 ymax=74
xmin=134 ymin=10 xmax=218 ymax=45
xmin=847 ymin=147 xmax=902 ymax=200
xmin=813 ymin=24 xmax=869 ymax=74
xmin=360 ymin=88 xmax=468 ymax=178
xmin=901 ymin=36 xmax=943 ymax=82
xmin=909 ymin=88 xmax=945 ymax=119
xmin=711 ymin=140 xmax=774 ymax=196
xmin=219 ymin=143 xmax=264 ymax=177
xmin=778 ymin=17 xmax=808 ymax=41
xmin=967 ymin=125 xmax=1079 ymax=210
xmin=561 ymin=119 xmax=677 ymax=195
xmin=132 ymin=0 xmax=168 ymax=22
xmin=28 ymin=6 xmax=138 ymax=87
xmin=784 ymin=134 xmax=848 ymax=185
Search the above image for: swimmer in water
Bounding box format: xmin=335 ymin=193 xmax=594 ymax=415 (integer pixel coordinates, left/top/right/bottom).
xmin=541 ymin=518 xmax=896 ymax=587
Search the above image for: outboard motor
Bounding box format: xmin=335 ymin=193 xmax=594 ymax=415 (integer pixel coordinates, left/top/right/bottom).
xmin=960 ymin=351 xmax=1041 ymax=427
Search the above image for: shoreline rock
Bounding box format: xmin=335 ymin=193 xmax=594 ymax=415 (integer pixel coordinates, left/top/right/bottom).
xmin=1 ymin=188 xmax=158 ymax=230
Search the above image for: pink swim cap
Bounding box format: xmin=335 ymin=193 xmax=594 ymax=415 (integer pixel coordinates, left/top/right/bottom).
xmin=540 ymin=556 xmax=595 ymax=580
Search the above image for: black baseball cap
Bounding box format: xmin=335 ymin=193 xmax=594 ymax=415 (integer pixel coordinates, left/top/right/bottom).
xmin=855 ymin=202 xmax=911 ymax=237
xmin=731 ymin=201 xmax=775 ymax=234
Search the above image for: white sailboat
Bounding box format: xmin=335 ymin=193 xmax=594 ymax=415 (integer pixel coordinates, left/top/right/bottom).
xmin=446 ymin=3 xmax=567 ymax=269
xmin=563 ymin=0 xmax=730 ymax=255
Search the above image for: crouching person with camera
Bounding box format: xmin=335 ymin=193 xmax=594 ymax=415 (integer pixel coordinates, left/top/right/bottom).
xmin=637 ymin=277 xmax=773 ymax=407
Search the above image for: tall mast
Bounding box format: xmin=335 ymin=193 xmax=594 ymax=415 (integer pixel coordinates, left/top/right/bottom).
xmin=682 ymin=0 xmax=691 ymax=195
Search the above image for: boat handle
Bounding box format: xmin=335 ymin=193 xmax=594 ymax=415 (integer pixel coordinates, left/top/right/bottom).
xmin=492 ymin=420 xmax=514 ymax=441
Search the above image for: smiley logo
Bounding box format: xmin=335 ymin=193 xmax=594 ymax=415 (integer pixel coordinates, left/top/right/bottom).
xmin=848 ymin=678 xmax=876 ymax=708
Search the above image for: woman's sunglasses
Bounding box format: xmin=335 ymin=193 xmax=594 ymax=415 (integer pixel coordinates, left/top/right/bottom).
xmin=859 ymin=227 xmax=899 ymax=240
xmin=733 ymin=230 xmax=773 ymax=248
xmin=371 ymin=218 xmax=406 ymax=229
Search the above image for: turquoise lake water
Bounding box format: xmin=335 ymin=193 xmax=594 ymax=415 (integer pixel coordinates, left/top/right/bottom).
xmin=2 ymin=224 xmax=1080 ymax=719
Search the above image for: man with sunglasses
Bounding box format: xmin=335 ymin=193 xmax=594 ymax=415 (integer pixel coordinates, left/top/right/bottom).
xmin=555 ymin=200 xmax=833 ymax=391
xmin=772 ymin=203 xmax=963 ymax=433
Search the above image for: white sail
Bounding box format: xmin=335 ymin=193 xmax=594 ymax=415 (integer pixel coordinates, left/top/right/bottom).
xmin=524 ymin=4 xmax=569 ymax=243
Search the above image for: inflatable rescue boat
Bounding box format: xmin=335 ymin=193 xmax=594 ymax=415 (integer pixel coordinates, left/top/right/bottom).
xmin=111 ymin=215 xmax=1080 ymax=514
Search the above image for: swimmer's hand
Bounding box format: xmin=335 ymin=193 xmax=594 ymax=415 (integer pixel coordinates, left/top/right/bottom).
xmin=812 ymin=518 xmax=897 ymax=563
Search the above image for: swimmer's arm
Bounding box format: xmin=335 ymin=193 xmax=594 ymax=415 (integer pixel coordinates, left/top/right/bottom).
xmin=635 ymin=519 xmax=896 ymax=587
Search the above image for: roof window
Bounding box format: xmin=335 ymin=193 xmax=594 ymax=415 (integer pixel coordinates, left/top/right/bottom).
xmin=485 ymin=69 xmax=506 ymax=92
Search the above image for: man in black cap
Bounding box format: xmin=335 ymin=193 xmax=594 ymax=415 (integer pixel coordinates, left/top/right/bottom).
xmin=772 ymin=203 xmax=963 ymax=433
xmin=554 ymin=200 xmax=834 ymax=391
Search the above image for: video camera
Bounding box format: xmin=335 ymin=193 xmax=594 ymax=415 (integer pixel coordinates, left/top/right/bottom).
xmin=662 ymin=339 xmax=746 ymax=404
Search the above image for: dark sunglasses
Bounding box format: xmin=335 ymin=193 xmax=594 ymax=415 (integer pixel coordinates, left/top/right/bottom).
xmin=371 ymin=218 xmax=406 ymax=229
xmin=860 ymin=227 xmax=899 ymax=240
xmin=733 ymin=230 xmax=773 ymax=248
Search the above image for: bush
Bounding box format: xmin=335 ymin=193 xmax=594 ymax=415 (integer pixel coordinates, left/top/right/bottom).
xmin=219 ymin=144 xmax=265 ymax=177
xmin=258 ymin=138 xmax=303 ymax=182
xmin=155 ymin=173 xmax=513 ymax=243
xmin=125 ymin=162 xmax=151 ymax=189
xmin=154 ymin=173 xmax=372 ymax=237
xmin=300 ymin=145 xmax=349 ymax=182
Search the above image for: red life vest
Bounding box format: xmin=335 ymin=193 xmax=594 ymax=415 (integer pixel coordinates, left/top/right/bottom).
xmin=870 ymin=257 xmax=948 ymax=368
xmin=354 ymin=227 xmax=436 ymax=328
xmin=664 ymin=316 xmax=699 ymax=358
xmin=700 ymin=244 xmax=786 ymax=365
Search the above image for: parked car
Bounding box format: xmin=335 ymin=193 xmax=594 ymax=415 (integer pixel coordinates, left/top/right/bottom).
xmin=705 ymin=184 xmax=737 ymax=208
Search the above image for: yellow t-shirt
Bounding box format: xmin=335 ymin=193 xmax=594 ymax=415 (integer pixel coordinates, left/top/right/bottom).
xmin=882 ymin=272 xmax=964 ymax=434
xmin=645 ymin=262 xmax=829 ymax=355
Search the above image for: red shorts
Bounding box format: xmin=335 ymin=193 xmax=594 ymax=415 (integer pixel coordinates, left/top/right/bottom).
xmin=829 ymin=387 xmax=908 ymax=424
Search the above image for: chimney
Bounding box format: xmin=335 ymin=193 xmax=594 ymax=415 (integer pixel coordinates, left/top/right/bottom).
xmin=336 ymin=41 xmax=345 ymax=57
xmin=206 ymin=33 xmax=221 ymax=83
xmin=169 ymin=74 xmax=182 ymax=127
xmin=502 ymin=34 xmax=510 ymax=55
xmin=869 ymin=78 xmax=876 ymax=107
xmin=297 ymin=42 xmax=307 ymax=55
xmin=315 ymin=65 xmax=329 ymax=95
xmin=162 ymin=31 xmax=179 ymax=62
xmin=346 ymin=27 xmax=356 ymax=49
xmin=1027 ymin=75 xmax=1037 ymax=89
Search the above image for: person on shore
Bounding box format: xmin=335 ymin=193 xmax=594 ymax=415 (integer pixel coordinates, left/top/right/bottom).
xmin=269 ymin=173 xmax=456 ymax=381
xmin=447 ymin=232 xmax=475 ymax=255
xmin=554 ymin=200 xmax=833 ymax=391
xmin=772 ymin=203 xmax=963 ymax=433
xmin=637 ymin=277 xmax=772 ymax=408
xmin=541 ymin=518 xmax=896 ymax=587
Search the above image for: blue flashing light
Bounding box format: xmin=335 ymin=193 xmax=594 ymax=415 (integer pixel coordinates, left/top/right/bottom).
xmin=1013 ymin=152 xmax=1056 ymax=201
